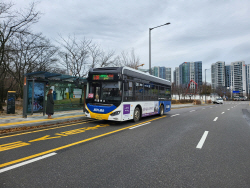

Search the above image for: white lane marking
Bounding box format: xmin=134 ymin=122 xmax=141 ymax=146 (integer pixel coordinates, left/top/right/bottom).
xmin=171 ymin=114 xmax=180 ymax=117
xmin=213 ymin=117 xmax=218 ymax=121
xmin=190 ymin=110 xmax=195 ymax=112
xmin=196 ymin=131 xmax=209 ymax=149
xmin=227 ymin=109 xmax=230 ymax=110
xmin=129 ymin=122 xmax=151 ymax=129
xmin=221 ymin=112 xmax=225 ymax=114
xmin=0 ymin=152 xmax=57 ymax=173
xmin=202 ymin=108 xmax=205 ymax=110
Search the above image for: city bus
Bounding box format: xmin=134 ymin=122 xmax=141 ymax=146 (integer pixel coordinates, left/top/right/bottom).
xmin=84 ymin=67 xmax=171 ymax=122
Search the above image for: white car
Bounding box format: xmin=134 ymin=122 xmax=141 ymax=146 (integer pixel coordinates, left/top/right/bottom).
xmin=215 ymin=98 xmax=223 ymax=104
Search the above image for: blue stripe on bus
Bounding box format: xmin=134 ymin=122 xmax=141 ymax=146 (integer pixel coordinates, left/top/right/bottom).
xmin=159 ymin=101 xmax=171 ymax=113
xmin=87 ymin=104 xmax=117 ymax=114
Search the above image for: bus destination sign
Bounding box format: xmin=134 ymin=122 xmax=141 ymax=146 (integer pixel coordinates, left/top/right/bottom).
xmin=93 ymin=74 xmax=114 ymax=80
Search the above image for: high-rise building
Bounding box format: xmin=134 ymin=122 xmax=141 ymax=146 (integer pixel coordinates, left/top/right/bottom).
xmin=225 ymin=65 xmax=231 ymax=88
xmin=173 ymin=67 xmax=180 ymax=86
xmin=231 ymin=61 xmax=246 ymax=96
xmin=246 ymin=64 xmax=250 ymax=96
xmin=179 ymin=62 xmax=190 ymax=86
xmin=211 ymin=61 xmax=225 ymax=90
xmin=152 ymin=66 xmax=171 ymax=82
xmin=178 ymin=61 xmax=202 ymax=88
xmin=194 ymin=61 xmax=202 ymax=86
xmin=165 ymin=67 xmax=172 ymax=83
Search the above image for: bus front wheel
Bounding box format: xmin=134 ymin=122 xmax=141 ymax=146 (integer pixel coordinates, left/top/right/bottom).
xmin=159 ymin=105 xmax=164 ymax=116
xmin=133 ymin=107 xmax=141 ymax=122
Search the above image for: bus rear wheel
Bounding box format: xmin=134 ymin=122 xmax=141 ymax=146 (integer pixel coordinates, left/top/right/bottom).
xmin=133 ymin=107 xmax=141 ymax=122
xmin=159 ymin=105 xmax=164 ymax=116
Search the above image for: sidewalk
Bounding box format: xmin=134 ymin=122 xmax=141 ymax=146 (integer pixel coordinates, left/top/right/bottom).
xmin=0 ymin=103 xmax=200 ymax=132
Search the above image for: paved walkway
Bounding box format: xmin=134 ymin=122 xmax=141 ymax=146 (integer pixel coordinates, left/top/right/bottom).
xmin=0 ymin=104 xmax=197 ymax=131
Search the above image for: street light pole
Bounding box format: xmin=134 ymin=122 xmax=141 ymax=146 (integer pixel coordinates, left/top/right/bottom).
xmin=205 ymin=69 xmax=207 ymax=104
xmin=149 ymin=22 xmax=170 ymax=75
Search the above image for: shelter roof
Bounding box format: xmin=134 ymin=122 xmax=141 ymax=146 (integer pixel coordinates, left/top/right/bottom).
xmin=24 ymin=71 xmax=87 ymax=83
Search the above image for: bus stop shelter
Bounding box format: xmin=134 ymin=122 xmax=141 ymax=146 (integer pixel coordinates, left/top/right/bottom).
xmin=23 ymin=71 xmax=87 ymax=118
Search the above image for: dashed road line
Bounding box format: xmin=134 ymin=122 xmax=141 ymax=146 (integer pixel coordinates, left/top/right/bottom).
xmin=190 ymin=110 xmax=195 ymax=112
xmin=129 ymin=122 xmax=151 ymax=129
xmin=171 ymin=114 xmax=180 ymax=117
xmin=196 ymin=131 xmax=209 ymax=149
xmin=213 ymin=117 xmax=218 ymax=121
xmin=221 ymin=112 xmax=225 ymax=114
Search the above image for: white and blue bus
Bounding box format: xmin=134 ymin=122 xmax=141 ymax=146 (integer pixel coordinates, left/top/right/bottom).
xmin=84 ymin=67 xmax=171 ymax=122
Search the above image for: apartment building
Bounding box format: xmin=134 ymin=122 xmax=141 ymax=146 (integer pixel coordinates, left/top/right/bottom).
xmin=231 ymin=61 xmax=246 ymax=96
xmin=178 ymin=61 xmax=202 ymax=88
xmin=211 ymin=61 xmax=225 ymax=90
xmin=225 ymin=65 xmax=231 ymax=88
xmin=152 ymin=66 xmax=172 ymax=82
xmin=173 ymin=67 xmax=180 ymax=86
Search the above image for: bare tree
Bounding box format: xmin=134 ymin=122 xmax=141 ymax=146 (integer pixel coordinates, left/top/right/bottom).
xmin=57 ymin=35 xmax=91 ymax=77
xmin=0 ymin=2 xmax=40 ymax=67
xmin=115 ymin=48 xmax=141 ymax=69
xmin=99 ymin=49 xmax=116 ymax=67
xmin=5 ymin=33 xmax=58 ymax=98
xmin=87 ymin=43 xmax=101 ymax=69
xmin=0 ymin=2 xmax=40 ymax=110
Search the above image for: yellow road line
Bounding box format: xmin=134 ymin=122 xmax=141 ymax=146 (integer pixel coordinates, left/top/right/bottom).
xmin=0 ymin=116 xmax=166 ymax=168
xmin=0 ymin=120 xmax=96 ymax=139
xmin=0 ymin=115 xmax=85 ymax=127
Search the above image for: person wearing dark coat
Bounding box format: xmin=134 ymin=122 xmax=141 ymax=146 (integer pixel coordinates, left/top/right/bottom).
xmin=46 ymin=89 xmax=54 ymax=119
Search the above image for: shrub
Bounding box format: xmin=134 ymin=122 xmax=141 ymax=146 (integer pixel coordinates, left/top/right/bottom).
xmin=194 ymin=100 xmax=201 ymax=105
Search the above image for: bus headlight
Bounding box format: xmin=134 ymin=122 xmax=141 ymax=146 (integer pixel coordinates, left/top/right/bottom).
xmin=84 ymin=109 xmax=89 ymax=114
xmin=110 ymin=111 xmax=120 ymax=116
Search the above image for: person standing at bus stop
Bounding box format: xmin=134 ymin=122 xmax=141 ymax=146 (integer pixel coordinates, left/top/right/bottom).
xmin=46 ymin=89 xmax=54 ymax=119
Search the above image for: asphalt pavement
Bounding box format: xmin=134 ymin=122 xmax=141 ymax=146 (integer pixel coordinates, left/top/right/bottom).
xmin=1 ymin=101 xmax=250 ymax=187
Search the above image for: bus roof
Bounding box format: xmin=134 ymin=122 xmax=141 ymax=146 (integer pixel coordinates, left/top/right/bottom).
xmin=88 ymin=66 xmax=171 ymax=86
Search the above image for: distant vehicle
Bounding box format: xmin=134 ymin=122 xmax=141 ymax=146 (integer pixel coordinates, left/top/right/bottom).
xmin=214 ymin=98 xmax=223 ymax=104
xmin=239 ymin=96 xmax=246 ymax=101
xmin=233 ymin=96 xmax=239 ymax=101
xmin=211 ymin=95 xmax=219 ymax=104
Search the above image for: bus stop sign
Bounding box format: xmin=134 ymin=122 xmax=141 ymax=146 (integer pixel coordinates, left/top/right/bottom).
xmin=7 ymin=91 xmax=16 ymax=114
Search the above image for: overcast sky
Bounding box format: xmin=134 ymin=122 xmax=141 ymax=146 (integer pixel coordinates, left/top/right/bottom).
xmin=8 ymin=0 xmax=250 ymax=82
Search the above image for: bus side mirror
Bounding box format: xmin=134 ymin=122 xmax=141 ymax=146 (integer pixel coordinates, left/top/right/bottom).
xmin=124 ymin=82 xmax=129 ymax=91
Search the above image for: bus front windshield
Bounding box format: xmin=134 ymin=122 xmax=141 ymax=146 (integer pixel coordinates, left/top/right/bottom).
xmin=88 ymin=81 xmax=122 ymax=103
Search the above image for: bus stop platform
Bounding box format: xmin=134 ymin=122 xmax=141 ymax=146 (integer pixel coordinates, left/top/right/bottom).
xmin=0 ymin=104 xmax=196 ymax=133
xmin=0 ymin=110 xmax=87 ymax=131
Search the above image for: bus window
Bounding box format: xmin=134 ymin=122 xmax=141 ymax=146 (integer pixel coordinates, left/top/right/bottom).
xmin=166 ymin=87 xmax=171 ymax=100
xmin=151 ymin=84 xmax=158 ymax=100
xmin=144 ymin=83 xmax=150 ymax=100
xmin=159 ymin=86 xmax=166 ymax=100
xmin=135 ymin=82 xmax=143 ymax=100
xmin=124 ymin=81 xmax=134 ymax=101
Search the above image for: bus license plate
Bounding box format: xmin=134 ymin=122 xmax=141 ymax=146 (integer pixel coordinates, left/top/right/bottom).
xmin=96 ymin=115 xmax=102 ymax=120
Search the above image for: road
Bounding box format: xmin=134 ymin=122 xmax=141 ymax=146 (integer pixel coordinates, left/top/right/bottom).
xmin=1 ymin=101 xmax=250 ymax=187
